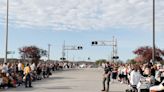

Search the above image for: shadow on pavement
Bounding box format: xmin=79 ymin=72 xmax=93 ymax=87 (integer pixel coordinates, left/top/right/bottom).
xmin=44 ymin=86 xmax=72 ymax=90
xmin=2 ymin=87 xmax=35 ymax=92
xmin=2 ymin=86 xmax=72 ymax=91
xmin=48 ymin=76 xmax=73 ymax=80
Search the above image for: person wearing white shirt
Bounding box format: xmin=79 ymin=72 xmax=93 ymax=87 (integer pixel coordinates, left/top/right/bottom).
xmin=18 ymin=61 xmax=22 ymax=71
xmin=30 ymin=63 xmax=35 ymax=71
xmin=130 ymin=65 xmax=141 ymax=92
xmin=2 ymin=63 xmax=8 ymax=73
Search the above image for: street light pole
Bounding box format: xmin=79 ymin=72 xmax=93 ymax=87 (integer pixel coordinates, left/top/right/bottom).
xmin=152 ymin=0 xmax=156 ymax=63
xmin=4 ymin=0 xmax=9 ymax=63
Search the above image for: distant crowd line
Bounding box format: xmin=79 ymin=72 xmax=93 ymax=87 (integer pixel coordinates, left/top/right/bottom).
xmin=0 ymin=61 xmax=75 ymax=89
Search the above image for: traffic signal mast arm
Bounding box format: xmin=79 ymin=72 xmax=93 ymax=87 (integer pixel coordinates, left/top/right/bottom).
xmin=64 ymin=45 xmax=83 ymax=50
xmin=91 ymin=39 xmax=119 ymax=60
xmin=91 ymin=41 xmax=115 ymax=46
xmin=61 ymin=44 xmax=83 ymax=60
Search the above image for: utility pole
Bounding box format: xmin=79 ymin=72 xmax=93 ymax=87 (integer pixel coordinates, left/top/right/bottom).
xmin=4 ymin=0 xmax=9 ymax=63
xmin=152 ymin=0 xmax=156 ymax=63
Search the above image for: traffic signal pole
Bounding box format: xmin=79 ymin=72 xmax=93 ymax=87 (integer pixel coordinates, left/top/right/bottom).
xmin=61 ymin=41 xmax=83 ymax=61
xmin=114 ymin=38 xmax=118 ymax=63
xmin=62 ymin=41 xmax=66 ymax=61
xmin=112 ymin=36 xmax=118 ymax=62
xmin=112 ymin=36 xmax=115 ymax=62
xmin=91 ymin=36 xmax=118 ymax=62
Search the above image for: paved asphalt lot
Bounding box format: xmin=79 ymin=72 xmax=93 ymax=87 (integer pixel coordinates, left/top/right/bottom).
xmin=1 ymin=68 xmax=129 ymax=92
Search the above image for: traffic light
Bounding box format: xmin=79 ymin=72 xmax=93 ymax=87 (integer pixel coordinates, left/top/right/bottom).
xmin=112 ymin=56 xmax=119 ymax=59
xmin=77 ymin=46 xmax=83 ymax=50
xmin=41 ymin=50 xmax=47 ymax=56
xmin=91 ymin=41 xmax=98 ymax=45
xmin=60 ymin=57 xmax=66 ymax=60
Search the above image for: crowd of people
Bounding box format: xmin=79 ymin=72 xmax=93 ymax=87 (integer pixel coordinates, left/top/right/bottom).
xmin=0 ymin=61 xmax=73 ymax=90
xmin=1 ymin=60 xmax=164 ymax=92
xmin=101 ymin=62 xmax=164 ymax=92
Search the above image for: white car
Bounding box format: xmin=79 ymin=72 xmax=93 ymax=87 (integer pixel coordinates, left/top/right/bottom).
xmin=79 ymin=64 xmax=86 ymax=68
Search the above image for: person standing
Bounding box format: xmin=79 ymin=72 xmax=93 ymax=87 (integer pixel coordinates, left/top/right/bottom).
xmin=24 ymin=63 xmax=32 ymax=88
xmin=2 ymin=63 xmax=8 ymax=73
xmin=101 ymin=62 xmax=112 ymax=92
xmin=137 ymin=66 xmax=155 ymax=92
xmin=111 ymin=66 xmax=118 ymax=83
xmin=155 ymin=64 xmax=164 ymax=85
xmin=129 ymin=65 xmax=141 ymax=92
xmin=18 ymin=61 xmax=23 ymax=77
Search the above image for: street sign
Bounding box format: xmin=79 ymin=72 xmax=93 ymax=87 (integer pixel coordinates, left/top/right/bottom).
xmin=7 ymin=51 xmax=15 ymax=54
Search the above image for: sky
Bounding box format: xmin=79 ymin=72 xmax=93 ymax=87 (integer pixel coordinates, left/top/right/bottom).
xmin=0 ymin=0 xmax=164 ymax=62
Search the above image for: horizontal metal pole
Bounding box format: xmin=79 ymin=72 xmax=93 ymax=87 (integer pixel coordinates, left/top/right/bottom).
xmin=92 ymin=44 xmax=116 ymax=46
xmin=95 ymin=40 xmax=114 ymax=42
xmin=64 ymin=49 xmax=81 ymax=50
